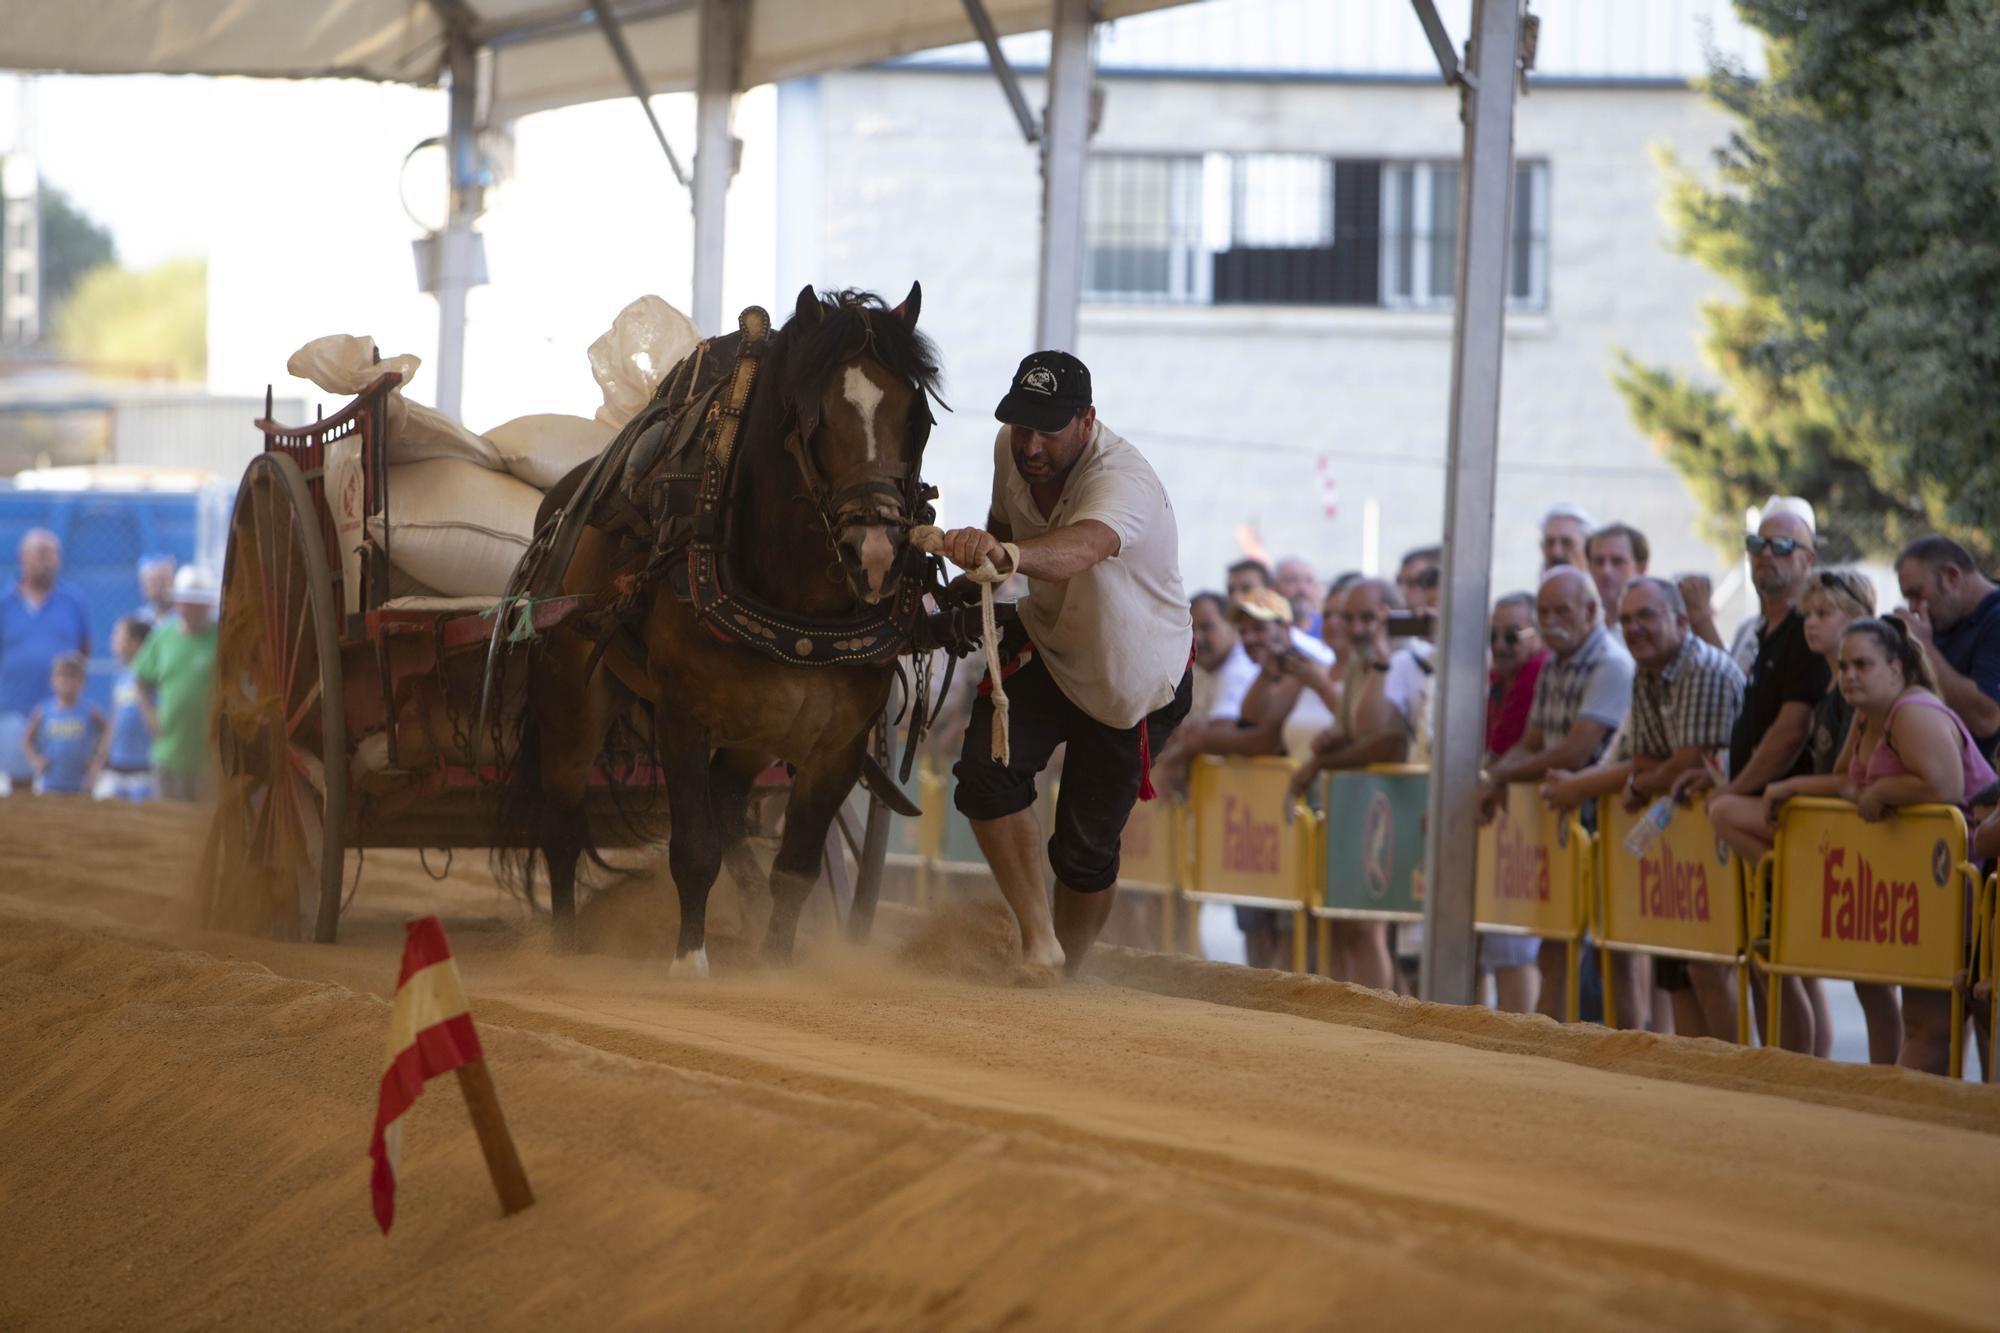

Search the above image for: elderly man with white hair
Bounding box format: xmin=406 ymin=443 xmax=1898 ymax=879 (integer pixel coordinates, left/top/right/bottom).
xmin=0 ymin=530 xmax=92 ymax=794
xmin=1481 ymin=565 xmax=1637 ymax=1023
xmin=1540 ymin=502 xmax=1597 ymax=573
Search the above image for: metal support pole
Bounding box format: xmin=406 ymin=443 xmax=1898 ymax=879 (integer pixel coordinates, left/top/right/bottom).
xmin=961 ymin=0 xmax=1041 ymax=144
xmin=433 ymin=30 xmax=485 ymax=421
xmin=1034 ymin=0 xmax=1094 ymax=352
xmin=1419 ymin=0 xmax=1522 ymax=1007
xmin=692 ymin=0 xmax=741 ymax=335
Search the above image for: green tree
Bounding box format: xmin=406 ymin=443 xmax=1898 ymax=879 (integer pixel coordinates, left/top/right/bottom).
xmin=53 ymin=258 xmax=206 ymax=381
xmin=37 ymin=184 xmax=116 ymax=319
xmin=1614 ymin=0 xmax=1997 ymax=566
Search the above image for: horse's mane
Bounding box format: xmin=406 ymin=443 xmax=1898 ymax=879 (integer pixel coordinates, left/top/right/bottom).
xmin=774 ymin=288 xmax=946 ymax=411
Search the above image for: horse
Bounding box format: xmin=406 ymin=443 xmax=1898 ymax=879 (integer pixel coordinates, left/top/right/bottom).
xmin=501 ymin=283 xmax=942 ymax=974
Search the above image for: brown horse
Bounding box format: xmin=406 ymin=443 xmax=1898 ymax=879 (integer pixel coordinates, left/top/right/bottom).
xmin=505 ymin=284 xmax=942 ymax=973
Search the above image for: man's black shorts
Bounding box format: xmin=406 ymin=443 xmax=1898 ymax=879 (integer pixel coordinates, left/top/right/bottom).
xmin=953 ymin=648 xmax=1192 ymax=893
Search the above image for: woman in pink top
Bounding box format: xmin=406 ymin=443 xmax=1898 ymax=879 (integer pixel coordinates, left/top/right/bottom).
xmin=1832 ymin=617 xmax=1997 ymax=1076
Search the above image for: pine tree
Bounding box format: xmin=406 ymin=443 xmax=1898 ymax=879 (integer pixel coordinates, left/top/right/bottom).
xmin=1614 ymin=0 xmax=1997 ymax=566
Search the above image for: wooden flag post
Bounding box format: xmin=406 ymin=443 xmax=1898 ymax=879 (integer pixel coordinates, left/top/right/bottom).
xmin=455 ymin=1057 xmax=535 ymax=1216
xmin=370 ymin=915 xmax=535 ymax=1232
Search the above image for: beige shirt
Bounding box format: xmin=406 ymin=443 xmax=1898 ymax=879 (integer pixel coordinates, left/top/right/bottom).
xmin=989 ymin=421 xmax=1190 ymax=728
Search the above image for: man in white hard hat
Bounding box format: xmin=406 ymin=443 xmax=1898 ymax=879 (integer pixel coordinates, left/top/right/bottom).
xmin=133 ymin=566 xmax=220 ymax=802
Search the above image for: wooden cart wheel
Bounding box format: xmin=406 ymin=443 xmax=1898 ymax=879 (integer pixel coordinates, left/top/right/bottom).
xmin=198 ymin=453 xmax=349 ymax=943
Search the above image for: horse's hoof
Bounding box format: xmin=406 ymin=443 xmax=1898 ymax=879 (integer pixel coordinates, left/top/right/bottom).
xmin=551 ymin=918 xmax=579 ymax=955
xmin=669 ymin=947 xmax=710 ymax=979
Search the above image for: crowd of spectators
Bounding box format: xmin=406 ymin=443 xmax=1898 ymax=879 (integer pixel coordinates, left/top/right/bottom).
xmin=1165 ymin=498 xmax=2000 ymax=1073
xmin=0 ymin=532 xmax=218 ymax=802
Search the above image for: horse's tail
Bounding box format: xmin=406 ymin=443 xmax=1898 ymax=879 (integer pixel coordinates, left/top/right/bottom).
xmin=489 ymin=654 xmax=546 ymax=912
xmin=488 ymin=636 xmax=668 ymax=909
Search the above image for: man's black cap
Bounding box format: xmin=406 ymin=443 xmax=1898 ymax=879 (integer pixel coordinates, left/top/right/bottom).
xmin=994 ymin=350 xmax=1091 ymax=433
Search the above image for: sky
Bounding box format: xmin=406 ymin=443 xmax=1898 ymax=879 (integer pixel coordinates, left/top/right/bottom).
xmin=3 ymin=70 xmax=781 ymax=429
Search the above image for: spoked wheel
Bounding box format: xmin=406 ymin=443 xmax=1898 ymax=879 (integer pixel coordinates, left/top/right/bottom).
xmin=198 ymin=453 xmax=349 ymax=943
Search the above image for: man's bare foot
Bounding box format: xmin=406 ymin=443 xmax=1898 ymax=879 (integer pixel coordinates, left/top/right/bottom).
xmin=1009 ymin=960 xmax=1062 ymax=988
xmin=1010 ymin=938 xmax=1065 ymax=988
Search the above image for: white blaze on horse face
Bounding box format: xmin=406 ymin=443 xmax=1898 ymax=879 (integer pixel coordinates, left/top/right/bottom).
xmin=842 ymin=365 xmax=886 ymax=462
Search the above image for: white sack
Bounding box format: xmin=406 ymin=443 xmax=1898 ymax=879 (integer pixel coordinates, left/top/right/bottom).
xmin=286 ymin=333 xmax=504 ymax=471
xmin=286 ymin=333 xmax=420 ymax=395
xmin=369 ymin=459 xmax=541 ymax=597
xmin=587 ymin=295 xmax=700 ymax=430
xmin=486 ymin=413 xmax=616 ymax=490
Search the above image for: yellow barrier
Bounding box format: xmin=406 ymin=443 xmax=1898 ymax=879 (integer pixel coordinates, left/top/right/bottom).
xmin=1985 ymin=870 xmax=1998 ymax=1085
xmin=1761 ymin=797 xmax=1980 ymax=1078
xmin=1186 ymin=756 xmax=1314 ymax=972
xmin=1594 ymin=797 xmax=1751 ymax=1043
xmin=1475 ymin=783 xmax=1592 ymax=1020
xmin=1117 ymin=790 xmax=1183 ymax=953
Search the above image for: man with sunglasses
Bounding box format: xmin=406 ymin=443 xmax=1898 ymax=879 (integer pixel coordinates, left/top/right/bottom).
xmin=1674 ymin=510 xmax=1826 ymax=809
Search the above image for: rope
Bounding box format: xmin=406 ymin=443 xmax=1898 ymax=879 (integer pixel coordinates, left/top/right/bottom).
xmin=910 ymin=525 xmax=1019 ymax=766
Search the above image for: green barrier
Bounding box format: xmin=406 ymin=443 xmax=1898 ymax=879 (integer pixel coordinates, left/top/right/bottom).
xmin=1317 ymin=764 xmax=1427 ymax=923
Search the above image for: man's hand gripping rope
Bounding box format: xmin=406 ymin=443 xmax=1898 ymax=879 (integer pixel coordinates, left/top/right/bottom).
xmin=911 ymin=525 xmax=1020 ymax=765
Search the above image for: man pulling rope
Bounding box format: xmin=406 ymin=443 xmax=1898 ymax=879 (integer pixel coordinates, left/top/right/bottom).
xmin=927 ymin=352 xmax=1192 ymax=986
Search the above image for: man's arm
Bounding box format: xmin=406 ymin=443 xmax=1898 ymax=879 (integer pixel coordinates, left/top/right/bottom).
xmin=1631 ymin=744 xmax=1716 ymax=798
xmin=1716 ymin=701 xmax=1812 ymax=798
xmin=940 ymin=520 xmax=1119 ymax=584
xmin=1542 ymin=759 xmax=1633 ymax=813
xmin=1197 ymin=680 xmax=1296 ymax=758
xmin=1924 ymin=647 xmax=2000 ymax=741
xmin=1491 ymin=719 xmax=1613 ymax=786
xmin=22 ymin=707 xmax=45 ymax=772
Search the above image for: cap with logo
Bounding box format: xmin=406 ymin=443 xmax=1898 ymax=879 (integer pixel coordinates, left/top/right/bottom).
xmin=994 ymin=350 xmax=1092 ymax=434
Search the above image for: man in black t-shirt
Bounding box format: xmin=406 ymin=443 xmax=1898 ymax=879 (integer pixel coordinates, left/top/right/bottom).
xmin=1676 ymin=510 xmax=1827 ymax=805
xmin=1674 ymin=509 xmax=1828 ymax=1055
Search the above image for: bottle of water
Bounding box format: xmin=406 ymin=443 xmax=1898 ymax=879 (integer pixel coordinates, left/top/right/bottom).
xmin=1623 ymin=796 xmax=1674 ymax=857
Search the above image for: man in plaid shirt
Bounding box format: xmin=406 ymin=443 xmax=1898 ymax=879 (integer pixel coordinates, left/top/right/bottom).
xmin=1483 ymin=567 xmax=1634 ymax=804
xmin=1543 ymin=576 xmax=1744 ymax=1037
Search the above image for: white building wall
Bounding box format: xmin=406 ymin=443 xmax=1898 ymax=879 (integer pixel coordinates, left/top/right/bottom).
xmin=791 ymin=66 xmax=1740 ymax=603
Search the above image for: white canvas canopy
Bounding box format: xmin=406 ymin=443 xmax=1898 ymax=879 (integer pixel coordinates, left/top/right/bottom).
xmin=7 ymin=0 xmax=1192 ymax=119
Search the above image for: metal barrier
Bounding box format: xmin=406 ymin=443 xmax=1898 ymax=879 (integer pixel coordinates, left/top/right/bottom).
xmin=1983 ymin=869 xmax=1998 ymax=1084
xmin=1759 ymin=797 xmax=1981 ymax=1078
xmin=1311 ymin=764 xmax=1426 ymax=978
xmin=1185 ymin=755 xmax=1315 ymax=972
xmin=1594 ymin=797 xmax=1751 ymax=1042
xmin=1475 ymin=783 xmax=1593 ymax=1020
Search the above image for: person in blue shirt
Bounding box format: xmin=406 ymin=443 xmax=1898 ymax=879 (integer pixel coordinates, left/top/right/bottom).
xmin=102 ymin=616 xmax=156 ymax=801
xmin=24 ymin=653 xmax=106 ymax=796
xmin=1895 ymin=535 xmax=2000 ymax=761
xmin=0 ymin=530 xmax=93 ymax=793
xmin=134 ymin=555 xmax=179 ymax=629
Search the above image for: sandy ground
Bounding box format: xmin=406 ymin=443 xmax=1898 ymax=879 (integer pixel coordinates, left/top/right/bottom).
xmin=3 ymin=799 xmax=1999 ymax=1331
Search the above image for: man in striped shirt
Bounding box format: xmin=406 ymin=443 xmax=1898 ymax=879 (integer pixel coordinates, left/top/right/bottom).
xmin=1542 ymin=576 xmax=1744 ymax=1036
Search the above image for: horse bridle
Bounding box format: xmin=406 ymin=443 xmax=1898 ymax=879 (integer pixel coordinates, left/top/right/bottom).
xmin=781 ymin=369 xmax=939 ymax=594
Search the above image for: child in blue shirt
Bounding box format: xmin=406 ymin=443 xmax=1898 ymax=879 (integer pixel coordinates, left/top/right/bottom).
xmin=103 ymin=617 xmax=156 ymax=801
xmin=24 ymin=652 xmax=106 ymax=796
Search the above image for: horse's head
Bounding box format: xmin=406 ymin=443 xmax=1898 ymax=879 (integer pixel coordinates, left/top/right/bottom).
xmin=781 ymin=283 xmax=942 ymax=605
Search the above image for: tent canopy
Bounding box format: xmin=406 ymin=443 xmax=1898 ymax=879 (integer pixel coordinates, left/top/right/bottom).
xmin=13 ymin=0 xmax=1193 ymax=118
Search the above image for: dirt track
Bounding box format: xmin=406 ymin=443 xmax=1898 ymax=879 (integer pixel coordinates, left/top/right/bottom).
xmin=4 ymin=799 xmax=1999 ymax=1331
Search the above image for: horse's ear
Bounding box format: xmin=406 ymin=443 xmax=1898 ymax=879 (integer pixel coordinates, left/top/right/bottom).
xmin=793 ymin=284 xmax=820 ymax=327
xmin=891 ymin=281 xmax=921 ymax=331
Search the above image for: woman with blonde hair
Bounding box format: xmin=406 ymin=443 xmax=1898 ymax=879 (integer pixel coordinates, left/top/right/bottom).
xmin=1712 ymin=568 xmax=1877 ymax=1057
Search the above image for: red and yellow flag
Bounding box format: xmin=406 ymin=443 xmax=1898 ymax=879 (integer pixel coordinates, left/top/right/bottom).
xmin=369 ymin=916 xmax=482 ymax=1235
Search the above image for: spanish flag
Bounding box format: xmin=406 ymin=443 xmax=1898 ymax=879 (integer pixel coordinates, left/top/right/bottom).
xmin=369 ymin=916 xmax=482 ymax=1235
